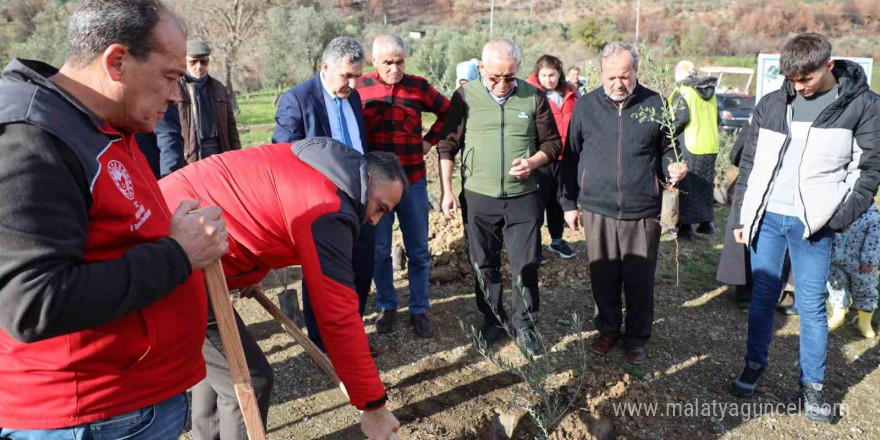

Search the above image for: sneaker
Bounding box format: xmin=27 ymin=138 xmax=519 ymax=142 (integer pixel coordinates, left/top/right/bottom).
xmin=730 ymin=360 xmax=766 ymax=397
xmin=539 ymin=254 xmax=547 ymax=265
xmin=376 ymin=309 xmax=397 ymax=334
xmin=548 ymin=240 xmax=575 ymax=259
xmin=516 ymin=328 xmax=540 ymax=356
xmin=479 ymin=323 xmax=507 ymax=347
xmin=776 ymin=290 xmax=798 ymax=315
xmin=410 ymin=313 xmax=433 ymax=339
xmin=798 ymin=382 xmax=833 ymax=424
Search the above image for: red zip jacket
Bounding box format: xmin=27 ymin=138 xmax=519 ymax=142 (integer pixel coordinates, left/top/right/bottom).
xmin=527 ymin=73 xmax=577 ymax=153
xmin=159 ymin=139 xmax=387 ymax=410
xmin=0 ymin=59 xmax=207 ymax=429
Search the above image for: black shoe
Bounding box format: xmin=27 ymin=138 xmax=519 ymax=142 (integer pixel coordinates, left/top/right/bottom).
xmin=516 ymin=329 xmax=540 ymax=356
xmin=696 ymin=221 xmax=717 ymax=235
xmin=539 ymin=254 xmax=547 ymax=265
xmin=735 ymin=285 xmax=752 ymax=309
xmin=548 ymin=240 xmax=575 ymax=259
xmin=730 ymin=360 xmax=765 ymax=397
xmin=799 ymin=382 xmax=833 ymax=424
xmin=376 ymin=309 xmax=397 ymax=334
xmin=479 ymin=323 xmax=506 ymax=347
xmin=410 ymin=313 xmax=433 ymax=339
xmin=677 ymin=224 xmax=695 ymax=240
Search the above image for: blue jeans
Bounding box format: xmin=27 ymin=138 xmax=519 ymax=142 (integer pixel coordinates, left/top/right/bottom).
xmin=0 ymin=393 xmax=189 ymax=440
xmin=746 ymin=212 xmax=833 ymax=384
xmin=373 ymin=178 xmax=431 ymax=314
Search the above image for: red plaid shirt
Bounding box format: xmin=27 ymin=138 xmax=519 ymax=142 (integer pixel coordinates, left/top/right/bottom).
xmin=358 ymin=72 xmax=450 ymax=183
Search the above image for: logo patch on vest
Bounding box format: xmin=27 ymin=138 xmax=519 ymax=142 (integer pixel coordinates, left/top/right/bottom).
xmin=108 ymin=160 xmax=135 ymax=200
xmin=518 ymin=111 xmax=530 ymax=119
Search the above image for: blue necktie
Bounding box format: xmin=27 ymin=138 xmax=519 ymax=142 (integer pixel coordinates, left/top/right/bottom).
xmin=334 ymin=97 xmax=353 ymax=147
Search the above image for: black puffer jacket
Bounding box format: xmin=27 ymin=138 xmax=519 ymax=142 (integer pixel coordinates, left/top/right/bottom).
xmin=559 ymin=83 xmax=676 ymax=219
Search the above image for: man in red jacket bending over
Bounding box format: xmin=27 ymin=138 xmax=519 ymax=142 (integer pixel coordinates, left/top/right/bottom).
xmin=160 ymin=137 xmax=403 ymax=440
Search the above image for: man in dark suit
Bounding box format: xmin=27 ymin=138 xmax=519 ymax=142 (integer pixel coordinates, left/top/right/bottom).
xmin=272 ymin=36 xmax=374 ymax=352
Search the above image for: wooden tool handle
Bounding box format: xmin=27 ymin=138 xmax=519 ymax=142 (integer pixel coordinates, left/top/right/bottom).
xmin=205 ymin=262 xmax=267 ymax=440
xmin=252 ymin=290 xmax=342 ymax=386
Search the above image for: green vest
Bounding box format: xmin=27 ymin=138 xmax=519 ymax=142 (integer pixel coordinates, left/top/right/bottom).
xmin=671 ymin=85 xmax=719 ymax=155
xmin=461 ymin=80 xmax=539 ymax=198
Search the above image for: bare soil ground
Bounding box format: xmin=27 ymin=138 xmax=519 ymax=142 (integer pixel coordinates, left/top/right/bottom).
xmin=183 ymin=153 xmax=880 ymax=439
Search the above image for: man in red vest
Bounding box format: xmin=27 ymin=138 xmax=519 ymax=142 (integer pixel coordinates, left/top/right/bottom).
xmin=160 ymin=137 xmax=404 ymax=440
xmin=0 ymin=1 xmax=228 ymax=438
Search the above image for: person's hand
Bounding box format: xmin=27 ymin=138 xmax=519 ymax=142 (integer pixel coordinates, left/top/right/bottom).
xmin=422 ymin=140 xmax=432 ymax=155
xmin=240 ymin=281 xmax=263 ymax=299
xmin=441 ymin=190 xmax=458 ymax=220
xmin=860 ymin=264 xmax=874 ymax=274
xmin=360 ymin=407 xmax=400 ymax=440
xmin=733 ymin=228 xmax=746 ymax=244
xmin=168 ymin=199 xmax=228 ymax=271
xmin=509 ymin=158 xmax=534 ymax=180
xmin=564 ymin=210 xmax=581 ymax=231
xmin=667 ymin=162 xmax=688 ymax=185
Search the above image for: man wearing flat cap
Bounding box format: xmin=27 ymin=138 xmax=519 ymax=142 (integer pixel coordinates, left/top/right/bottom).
xmin=155 ymin=40 xmax=241 ymax=176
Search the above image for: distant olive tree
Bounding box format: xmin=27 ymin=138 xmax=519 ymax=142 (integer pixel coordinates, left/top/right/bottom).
xmin=9 ymin=0 xmax=70 ymax=67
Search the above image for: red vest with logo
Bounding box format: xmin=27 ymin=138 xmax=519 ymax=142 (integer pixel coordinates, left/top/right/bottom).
xmin=0 ymin=69 xmax=207 ymax=429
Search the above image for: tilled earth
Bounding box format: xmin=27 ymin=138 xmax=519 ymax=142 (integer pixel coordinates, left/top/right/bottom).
xmin=181 ymin=154 xmax=880 ymax=439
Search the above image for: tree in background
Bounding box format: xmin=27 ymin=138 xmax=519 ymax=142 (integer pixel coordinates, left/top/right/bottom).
xmin=260 ymin=3 xmax=346 ymax=104
xmin=169 ymin=0 xmax=277 ymax=114
xmin=8 ymin=0 xmax=69 ymax=67
xmin=572 ymin=16 xmax=620 ymax=53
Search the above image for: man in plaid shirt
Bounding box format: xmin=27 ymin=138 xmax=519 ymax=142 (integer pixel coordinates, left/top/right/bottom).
xmin=358 ymin=34 xmax=450 ymax=338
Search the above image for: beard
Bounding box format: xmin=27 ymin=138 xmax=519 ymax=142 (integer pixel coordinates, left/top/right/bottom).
xmin=604 ymin=84 xmax=635 ymax=102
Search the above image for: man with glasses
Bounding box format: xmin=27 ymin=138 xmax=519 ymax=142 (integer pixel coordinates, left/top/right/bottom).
xmin=437 ymin=39 xmax=562 ymax=355
xmin=155 ymin=40 xmax=241 ymax=176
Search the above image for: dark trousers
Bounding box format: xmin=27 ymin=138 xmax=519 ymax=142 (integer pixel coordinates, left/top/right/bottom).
xmin=466 ymin=190 xmax=542 ymax=331
xmin=535 ymin=163 xmax=565 ymax=240
xmin=302 ymin=224 xmax=374 ymax=351
xmin=582 ymin=210 xmax=660 ymax=349
xmin=192 ymin=306 xmax=274 ymax=440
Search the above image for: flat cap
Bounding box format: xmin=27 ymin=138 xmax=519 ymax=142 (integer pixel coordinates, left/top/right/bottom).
xmin=187 ymin=40 xmax=211 ymax=57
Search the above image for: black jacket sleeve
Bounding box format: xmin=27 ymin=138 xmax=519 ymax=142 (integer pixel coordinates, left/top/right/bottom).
xmin=0 ymin=124 xmax=193 ymax=343
xmin=558 ymin=99 xmax=585 ymax=211
xmin=155 ymin=104 xmax=186 ymax=177
xmin=829 ymin=94 xmax=880 ymax=231
xmin=437 ymin=88 xmax=467 ymax=161
xmin=534 ymin=92 xmax=563 ymax=161
xmin=730 ymin=106 xmax=763 ymax=230
xmin=729 ymin=124 xmax=750 ymax=167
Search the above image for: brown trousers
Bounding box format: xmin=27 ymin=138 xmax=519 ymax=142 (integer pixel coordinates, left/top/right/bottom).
xmin=582 ymin=211 xmax=661 ymax=349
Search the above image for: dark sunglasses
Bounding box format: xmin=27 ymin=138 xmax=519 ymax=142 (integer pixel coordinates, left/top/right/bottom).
xmin=188 ymin=59 xmax=210 ymax=66
xmin=487 ymin=75 xmax=517 ymax=84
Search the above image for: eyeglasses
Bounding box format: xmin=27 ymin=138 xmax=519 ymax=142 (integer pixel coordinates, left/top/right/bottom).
xmin=187 ymin=59 xmax=210 ymax=66
xmin=487 ymin=74 xmax=517 ymax=84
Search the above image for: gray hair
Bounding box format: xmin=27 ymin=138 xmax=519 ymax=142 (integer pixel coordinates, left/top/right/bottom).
xmin=67 ymin=0 xmax=182 ymax=67
xmin=600 ymin=42 xmax=640 ymax=72
xmin=372 ymin=34 xmax=406 ymax=56
xmin=322 ymin=36 xmax=365 ymax=67
xmin=482 ymin=38 xmax=522 ymax=65
xmin=365 ymin=152 xmax=409 ymax=195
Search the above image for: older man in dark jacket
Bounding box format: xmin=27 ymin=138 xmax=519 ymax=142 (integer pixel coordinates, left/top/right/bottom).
xmin=560 ymin=42 xmax=687 ymax=366
xmin=155 ymin=40 xmax=241 ymax=176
